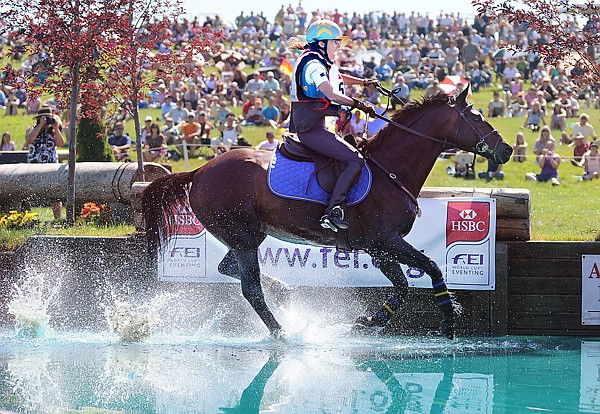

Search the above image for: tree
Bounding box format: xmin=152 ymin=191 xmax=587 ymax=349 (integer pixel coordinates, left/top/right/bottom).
xmin=473 ymin=0 xmax=600 ymax=84
xmin=1 ymin=0 xmax=135 ymax=225
xmin=1 ymin=0 xmax=219 ymax=224
xmin=101 ymin=1 xmax=220 ymax=180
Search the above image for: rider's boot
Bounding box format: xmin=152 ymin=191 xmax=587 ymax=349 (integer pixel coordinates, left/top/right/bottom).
xmin=320 ymin=205 xmax=348 ymax=231
xmin=319 ymin=160 xmax=363 ymax=232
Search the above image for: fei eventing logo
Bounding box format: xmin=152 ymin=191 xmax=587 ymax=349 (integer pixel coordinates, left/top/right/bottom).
xmin=446 ymin=202 xmax=490 ymax=246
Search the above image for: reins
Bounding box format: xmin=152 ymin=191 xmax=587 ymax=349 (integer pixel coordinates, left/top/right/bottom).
xmin=359 ymin=86 xmax=501 ymax=211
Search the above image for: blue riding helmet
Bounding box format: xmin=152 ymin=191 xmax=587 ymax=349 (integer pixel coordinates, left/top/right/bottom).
xmin=306 ymin=19 xmax=343 ymax=43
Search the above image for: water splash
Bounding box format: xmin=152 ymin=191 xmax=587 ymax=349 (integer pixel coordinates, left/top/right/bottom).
xmin=7 ymin=270 xmax=61 ymax=338
xmin=106 ymin=292 xmax=178 ymax=342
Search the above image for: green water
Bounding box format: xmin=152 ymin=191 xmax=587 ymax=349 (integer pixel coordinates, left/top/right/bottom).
xmin=0 ymin=332 xmax=597 ymax=414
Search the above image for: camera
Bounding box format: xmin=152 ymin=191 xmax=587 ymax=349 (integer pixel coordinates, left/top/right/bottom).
xmin=46 ymin=116 xmax=55 ymax=125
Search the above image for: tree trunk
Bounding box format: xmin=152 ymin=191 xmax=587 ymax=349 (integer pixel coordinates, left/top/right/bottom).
xmin=133 ymin=107 xmax=145 ymax=181
xmin=66 ymin=65 xmax=80 ymax=226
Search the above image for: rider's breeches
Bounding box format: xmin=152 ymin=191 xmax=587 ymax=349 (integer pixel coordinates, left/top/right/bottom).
xmin=298 ymin=124 xmax=365 ymax=211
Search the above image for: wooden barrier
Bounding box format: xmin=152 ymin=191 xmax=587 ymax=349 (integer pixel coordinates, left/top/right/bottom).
xmin=0 ymin=162 xmax=170 ymax=209
xmin=131 ymin=183 xmax=531 ymax=241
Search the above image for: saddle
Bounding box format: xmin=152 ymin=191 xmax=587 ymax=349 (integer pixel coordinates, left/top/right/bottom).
xmin=278 ymin=133 xmax=356 ymax=193
xmin=266 ymin=134 xmax=372 ymax=207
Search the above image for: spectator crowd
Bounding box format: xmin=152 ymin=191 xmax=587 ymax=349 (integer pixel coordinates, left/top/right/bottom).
xmin=1 ymin=3 xmax=600 ymax=183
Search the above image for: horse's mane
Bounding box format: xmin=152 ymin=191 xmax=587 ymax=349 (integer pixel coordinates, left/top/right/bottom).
xmin=361 ymin=91 xmax=454 ymax=152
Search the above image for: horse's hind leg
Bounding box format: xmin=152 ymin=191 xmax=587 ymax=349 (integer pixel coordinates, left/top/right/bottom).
xmin=367 ymin=235 xmax=457 ymax=339
xmin=234 ymin=248 xmax=283 ymax=336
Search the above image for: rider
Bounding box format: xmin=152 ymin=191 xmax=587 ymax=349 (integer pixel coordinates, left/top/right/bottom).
xmin=289 ymin=19 xmax=378 ymax=232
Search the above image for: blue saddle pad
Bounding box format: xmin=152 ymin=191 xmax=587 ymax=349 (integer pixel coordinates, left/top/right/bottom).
xmin=267 ymin=148 xmax=372 ymax=206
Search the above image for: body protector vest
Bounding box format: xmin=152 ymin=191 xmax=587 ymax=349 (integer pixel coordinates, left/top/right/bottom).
xmin=289 ymin=47 xmax=344 ymax=133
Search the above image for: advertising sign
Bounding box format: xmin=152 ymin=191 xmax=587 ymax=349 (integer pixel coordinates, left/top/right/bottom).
xmin=158 ymin=198 xmax=496 ymax=290
xmin=580 ymin=341 xmax=600 ymax=413
xmin=582 ymin=255 xmax=600 ymax=325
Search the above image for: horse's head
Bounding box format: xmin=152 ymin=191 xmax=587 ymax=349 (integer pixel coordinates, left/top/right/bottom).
xmin=450 ymin=88 xmax=512 ymax=164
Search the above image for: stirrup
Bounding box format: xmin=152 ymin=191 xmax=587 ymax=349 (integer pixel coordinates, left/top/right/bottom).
xmin=320 ymin=206 xmax=348 ymax=232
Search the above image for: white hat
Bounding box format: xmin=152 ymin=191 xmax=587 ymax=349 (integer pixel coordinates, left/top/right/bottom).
xmin=144 ymin=115 xmax=153 ymax=122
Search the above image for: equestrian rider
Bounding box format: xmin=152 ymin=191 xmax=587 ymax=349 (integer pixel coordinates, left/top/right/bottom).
xmin=289 ymin=19 xmax=378 ymax=232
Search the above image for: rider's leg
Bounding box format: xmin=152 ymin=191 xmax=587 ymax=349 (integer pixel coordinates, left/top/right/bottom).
xmin=298 ymin=125 xmax=365 ymax=231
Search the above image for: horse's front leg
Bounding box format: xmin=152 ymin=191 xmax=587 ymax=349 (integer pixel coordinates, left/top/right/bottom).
xmin=362 ymin=235 xmax=457 ymax=339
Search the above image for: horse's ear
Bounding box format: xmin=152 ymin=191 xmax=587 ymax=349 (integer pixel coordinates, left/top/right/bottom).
xmin=456 ymin=86 xmax=469 ymax=107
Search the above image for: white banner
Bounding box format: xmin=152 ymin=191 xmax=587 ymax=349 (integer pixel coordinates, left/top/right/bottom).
xmin=582 ymin=255 xmax=600 ymax=325
xmin=580 ymin=341 xmax=600 ymax=413
xmin=158 ymin=198 xmax=496 ymax=290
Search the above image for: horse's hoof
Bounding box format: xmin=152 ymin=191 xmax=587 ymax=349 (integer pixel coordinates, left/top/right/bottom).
xmin=271 ymin=328 xmax=288 ymax=340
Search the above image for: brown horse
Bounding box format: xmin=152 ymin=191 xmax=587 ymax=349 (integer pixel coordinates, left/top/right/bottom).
xmin=142 ymin=88 xmax=512 ymax=339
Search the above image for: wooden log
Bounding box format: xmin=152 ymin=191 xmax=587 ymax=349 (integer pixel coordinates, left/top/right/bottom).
xmin=420 ymin=187 xmax=531 ymax=220
xmin=0 ymin=162 xmax=170 ymax=205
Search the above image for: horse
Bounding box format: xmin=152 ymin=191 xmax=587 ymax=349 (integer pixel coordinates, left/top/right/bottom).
xmin=142 ymin=88 xmax=513 ymax=339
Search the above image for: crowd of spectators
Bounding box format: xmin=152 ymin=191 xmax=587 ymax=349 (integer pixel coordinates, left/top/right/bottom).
xmin=2 ymin=5 xmax=600 ymax=181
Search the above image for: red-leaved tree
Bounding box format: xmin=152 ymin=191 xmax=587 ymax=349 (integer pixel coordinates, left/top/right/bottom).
xmin=473 ymin=0 xmax=600 ymax=84
xmin=1 ymin=0 xmax=219 ymax=224
xmin=100 ymin=0 xmax=220 ymax=179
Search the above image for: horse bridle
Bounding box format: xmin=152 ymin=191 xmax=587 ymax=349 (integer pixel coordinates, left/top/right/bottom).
xmin=361 ymin=86 xmax=502 ymax=208
xmin=373 ymin=84 xmax=501 ymax=158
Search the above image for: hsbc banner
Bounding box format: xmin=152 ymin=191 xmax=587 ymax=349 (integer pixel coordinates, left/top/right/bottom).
xmin=158 ymin=198 xmax=496 ymax=290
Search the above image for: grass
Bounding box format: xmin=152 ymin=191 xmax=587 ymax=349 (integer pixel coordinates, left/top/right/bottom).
xmin=2 ymin=55 xmax=600 ymax=243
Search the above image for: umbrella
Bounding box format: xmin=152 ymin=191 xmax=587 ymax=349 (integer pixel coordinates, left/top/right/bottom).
xmin=440 ymin=75 xmax=471 ymax=96
xmin=355 ymin=50 xmax=385 ymax=64
xmin=493 ymin=48 xmax=529 ymax=59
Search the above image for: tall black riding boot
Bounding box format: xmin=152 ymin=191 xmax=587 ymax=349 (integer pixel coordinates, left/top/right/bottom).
xmin=320 ymin=161 xmax=363 ymax=232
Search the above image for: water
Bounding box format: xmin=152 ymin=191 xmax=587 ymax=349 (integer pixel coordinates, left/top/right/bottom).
xmin=0 ymin=329 xmax=597 ymax=413
xmin=2 ymin=271 xmax=599 ymax=413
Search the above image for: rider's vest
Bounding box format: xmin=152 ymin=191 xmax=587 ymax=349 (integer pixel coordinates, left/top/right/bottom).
xmin=290 ymin=49 xmax=343 ymax=133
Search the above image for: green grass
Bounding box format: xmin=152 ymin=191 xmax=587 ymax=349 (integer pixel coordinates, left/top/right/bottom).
xmin=2 ymin=57 xmax=600 ymax=242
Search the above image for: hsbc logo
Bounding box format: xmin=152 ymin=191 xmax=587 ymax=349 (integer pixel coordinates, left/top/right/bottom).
xmin=446 ymin=201 xmax=492 ymax=246
xmin=459 ymin=209 xmax=477 ymax=220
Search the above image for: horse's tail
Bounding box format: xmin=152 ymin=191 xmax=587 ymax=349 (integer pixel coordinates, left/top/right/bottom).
xmin=142 ymin=168 xmax=199 ymax=254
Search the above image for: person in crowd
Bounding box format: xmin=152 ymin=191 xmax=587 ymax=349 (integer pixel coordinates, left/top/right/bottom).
xmin=261 ymin=71 xmax=280 ymax=97
xmin=561 ymin=112 xmax=596 ymax=145
xmin=533 ymin=126 xmax=556 ymax=161
xmin=143 ymin=122 xmax=167 ymax=162
xmin=140 ymin=115 xmax=153 ymax=145
xmin=1 ymin=132 xmax=15 ymax=151
xmin=108 ymin=122 xmax=132 ymax=161
xmin=289 ymin=19 xmax=376 ymax=231
xmin=177 ymin=113 xmax=202 ymax=158
xmin=549 ymin=102 xmax=567 ymax=132
xmin=526 ymin=140 xmax=561 ymax=186
xmin=167 ymin=99 xmax=190 ymax=125
xmin=478 ymin=158 xmax=505 ymax=180
xmin=215 ymin=112 xmax=243 ymax=151
xmin=161 ymin=95 xmax=175 ymax=120
xmin=350 ymin=109 xmax=368 ymax=138
xmin=260 ymin=97 xmax=280 ymax=129
xmin=508 ymin=91 xmax=528 ymax=117
xmin=25 ymin=106 xmax=65 ymax=219
xmin=539 ymin=77 xmax=558 ymax=102
xmin=487 ymin=90 xmax=505 ymax=118
xmin=581 ymin=141 xmax=600 ymax=180
xmin=335 ymin=110 xmax=352 ymax=137
xmin=391 ymin=74 xmax=410 ymax=107
xmin=449 ymin=149 xmax=475 ymax=178
xmin=512 ymin=132 xmax=527 ymax=162
xmin=571 ymin=132 xmax=590 ymax=166
xmin=245 ymin=71 xmax=265 ymax=96
xmin=161 ymin=117 xmax=179 ymax=146
xmin=522 ymin=100 xmax=546 ymax=131
xmin=374 ymin=58 xmax=393 ymax=82
xmin=5 ymin=89 xmax=20 ymax=116
xmin=255 ymin=130 xmax=280 ymax=151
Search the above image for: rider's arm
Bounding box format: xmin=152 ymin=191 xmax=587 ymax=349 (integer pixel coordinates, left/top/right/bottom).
xmin=318 ymin=82 xmax=354 ymax=106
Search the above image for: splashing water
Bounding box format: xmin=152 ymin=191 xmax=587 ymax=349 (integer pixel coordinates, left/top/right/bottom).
xmin=7 ymin=270 xmax=61 ymax=338
xmin=106 ymin=292 xmax=178 ymax=342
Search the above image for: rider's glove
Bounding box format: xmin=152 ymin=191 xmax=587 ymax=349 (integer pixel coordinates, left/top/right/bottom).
xmin=351 ymin=98 xmax=377 ymax=118
xmin=363 ymin=79 xmax=382 ymax=89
